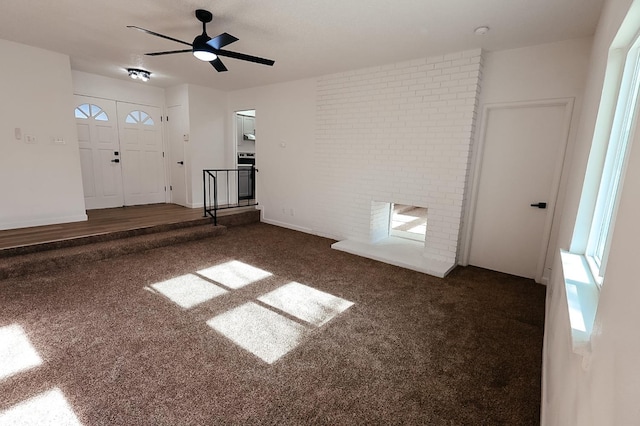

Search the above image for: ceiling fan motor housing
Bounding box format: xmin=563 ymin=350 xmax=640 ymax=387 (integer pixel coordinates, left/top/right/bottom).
xmin=195 ymin=9 xmax=213 ymax=23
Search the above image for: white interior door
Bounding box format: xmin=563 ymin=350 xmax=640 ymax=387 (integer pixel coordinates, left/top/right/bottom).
xmin=116 ymin=103 xmax=166 ymax=206
xmin=168 ymin=105 xmax=187 ymax=206
xmin=467 ymin=101 xmax=571 ymax=282
xmin=74 ymin=96 xmax=123 ymax=209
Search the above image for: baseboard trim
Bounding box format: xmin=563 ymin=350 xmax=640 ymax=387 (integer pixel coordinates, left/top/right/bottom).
xmin=0 ymin=213 xmax=88 ymax=231
xmin=262 ymin=217 xmax=313 ymax=234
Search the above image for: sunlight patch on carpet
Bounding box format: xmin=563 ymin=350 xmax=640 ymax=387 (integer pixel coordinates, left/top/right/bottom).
xmin=150 ymin=274 xmax=228 ymax=309
xmin=0 ymin=388 xmax=82 ymax=426
xmin=207 ymin=302 xmax=307 ymax=364
xmin=257 ymin=282 xmax=354 ymax=326
xmin=0 ymin=324 xmax=42 ymax=381
xmin=197 ymin=260 xmax=272 ymax=289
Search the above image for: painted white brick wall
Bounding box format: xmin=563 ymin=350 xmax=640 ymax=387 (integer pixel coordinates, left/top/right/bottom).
xmin=314 ymin=49 xmax=483 ymax=264
xmin=369 ymin=201 xmax=391 ymax=243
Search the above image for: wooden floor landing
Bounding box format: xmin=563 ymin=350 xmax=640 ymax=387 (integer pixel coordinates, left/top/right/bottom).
xmin=0 ymin=204 xmax=209 ymax=250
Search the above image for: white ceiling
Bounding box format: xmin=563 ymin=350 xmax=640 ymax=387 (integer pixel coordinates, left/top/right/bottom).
xmin=0 ymin=0 xmax=604 ymax=91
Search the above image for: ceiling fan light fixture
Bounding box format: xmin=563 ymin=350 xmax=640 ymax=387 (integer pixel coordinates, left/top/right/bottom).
xmin=127 ymin=68 xmax=151 ymax=81
xmin=193 ymin=50 xmax=217 ymax=61
xmin=193 ymin=34 xmax=217 ymax=61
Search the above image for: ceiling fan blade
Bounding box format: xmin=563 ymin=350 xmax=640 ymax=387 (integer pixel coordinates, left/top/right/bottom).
xmin=210 ymin=57 xmax=228 ymax=72
xmin=207 ymin=33 xmax=239 ymax=50
xmin=127 ymin=25 xmax=192 ymax=47
xmin=146 ymin=49 xmax=192 ymax=56
xmin=215 ymin=49 xmax=275 ymax=66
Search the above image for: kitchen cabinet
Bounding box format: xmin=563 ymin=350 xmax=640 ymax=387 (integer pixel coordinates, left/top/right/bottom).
xmin=242 ymin=116 xmax=255 ymax=138
xmin=236 ymin=115 xmax=243 ymax=142
xmin=236 ymin=114 xmax=256 ymax=153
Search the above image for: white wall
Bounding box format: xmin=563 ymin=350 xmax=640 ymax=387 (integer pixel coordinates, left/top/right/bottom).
xmin=227 ymin=79 xmax=317 ymax=232
xmin=72 ymin=71 xmax=165 ymax=107
xmin=186 ymin=84 xmax=227 ymax=207
xmin=480 ymin=38 xmax=593 ymax=104
xmin=542 ymin=0 xmax=640 ymax=424
xmin=0 ymin=39 xmax=86 ymax=230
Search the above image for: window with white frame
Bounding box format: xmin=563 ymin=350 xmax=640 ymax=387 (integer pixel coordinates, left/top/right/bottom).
xmin=74 ymin=104 xmax=109 ymax=121
xmin=585 ymin=35 xmax=640 ymax=286
xmin=125 ymin=110 xmax=155 ymax=126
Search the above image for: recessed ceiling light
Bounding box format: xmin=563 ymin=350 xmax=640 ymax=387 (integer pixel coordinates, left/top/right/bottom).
xmin=474 ymin=26 xmax=490 ymax=36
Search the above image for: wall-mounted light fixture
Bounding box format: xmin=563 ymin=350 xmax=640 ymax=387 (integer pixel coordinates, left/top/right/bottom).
xmin=127 ymin=68 xmax=151 ymax=82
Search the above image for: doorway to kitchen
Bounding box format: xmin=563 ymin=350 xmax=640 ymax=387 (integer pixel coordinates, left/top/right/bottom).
xmin=235 ymin=109 xmax=256 ymax=201
xmin=389 ymin=204 xmax=427 ymax=242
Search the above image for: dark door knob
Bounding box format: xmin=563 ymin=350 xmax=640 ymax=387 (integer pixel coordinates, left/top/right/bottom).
xmin=177 ymin=161 xmax=184 ymax=165
xmin=530 ymin=202 xmax=547 ymax=209
xmin=111 ymin=159 xmax=120 ymax=163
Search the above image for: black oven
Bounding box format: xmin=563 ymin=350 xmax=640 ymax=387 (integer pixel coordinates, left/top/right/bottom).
xmin=237 ymin=153 xmax=255 ymax=200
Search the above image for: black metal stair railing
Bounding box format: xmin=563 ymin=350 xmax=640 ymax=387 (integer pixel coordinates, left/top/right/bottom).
xmin=203 ymin=167 xmax=257 ymax=225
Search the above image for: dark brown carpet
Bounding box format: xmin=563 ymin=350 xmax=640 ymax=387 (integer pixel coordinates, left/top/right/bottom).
xmin=0 ymin=222 xmax=545 ymax=425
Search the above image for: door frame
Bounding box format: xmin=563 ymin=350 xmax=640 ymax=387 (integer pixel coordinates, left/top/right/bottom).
xmin=74 ymin=94 xmax=170 ymax=208
xmin=233 ymin=108 xmax=257 ymax=195
xmin=167 ymin=104 xmax=188 ymax=206
xmin=460 ymin=98 xmax=574 ymax=284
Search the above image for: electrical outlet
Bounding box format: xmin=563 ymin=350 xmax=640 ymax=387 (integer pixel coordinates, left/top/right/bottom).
xmin=51 ymin=137 xmax=65 ymax=145
xmin=25 ymin=135 xmax=37 ymax=144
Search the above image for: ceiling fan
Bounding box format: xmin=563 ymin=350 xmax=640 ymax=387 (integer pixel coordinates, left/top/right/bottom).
xmin=127 ymin=9 xmax=275 ymax=72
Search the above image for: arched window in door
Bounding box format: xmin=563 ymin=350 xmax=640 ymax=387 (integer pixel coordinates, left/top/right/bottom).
xmin=125 ymin=110 xmax=155 ymax=126
xmin=74 ymin=103 xmax=109 ymax=121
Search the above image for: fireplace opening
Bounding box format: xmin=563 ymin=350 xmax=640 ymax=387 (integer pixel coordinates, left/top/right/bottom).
xmin=389 ymin=204 xmax=427 ymax=242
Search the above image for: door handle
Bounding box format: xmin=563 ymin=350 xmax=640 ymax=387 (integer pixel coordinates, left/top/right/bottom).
xmin=177 ymin=161 xmax=184 ymax=165
xmin=530 ymin=202 xmax=547 ymax=209
xmin=111 ymin=159 xmax=120 ymax=163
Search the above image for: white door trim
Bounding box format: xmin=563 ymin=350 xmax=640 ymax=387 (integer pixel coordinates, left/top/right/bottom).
xmin=168 ymin=104 xmax=188 ymax=207
xmin=460 ymin=98 xmax=574 ymax=284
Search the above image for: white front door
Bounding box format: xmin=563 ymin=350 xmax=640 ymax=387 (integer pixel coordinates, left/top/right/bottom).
xmin=75 ymin=96 xmax=123 ymax=209
xmin=467 ymin=100 xmax=572 ymax=283
xmin=168 ymin=105 xmax=187 ymax=206
xmin=116 ymin=103 xmax=166 ymax=205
